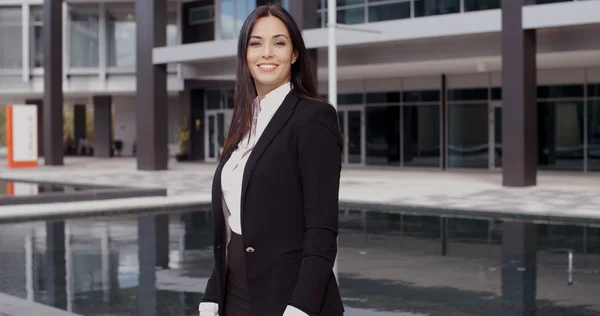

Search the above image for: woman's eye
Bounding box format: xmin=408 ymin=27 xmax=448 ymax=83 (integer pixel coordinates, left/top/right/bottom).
xmin=249 ymin=42 xmax=260 ymax=47
xmin=275 ymin=41 xmax=286 ymax=46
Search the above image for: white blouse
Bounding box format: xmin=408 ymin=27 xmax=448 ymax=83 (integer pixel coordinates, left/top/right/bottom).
xmin=220 ymin=82 xmax=292 ymax=235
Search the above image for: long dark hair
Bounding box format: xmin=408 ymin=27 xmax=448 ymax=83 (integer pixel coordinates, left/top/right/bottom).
xmin=220 ymin=4 xmax=323 ymax=160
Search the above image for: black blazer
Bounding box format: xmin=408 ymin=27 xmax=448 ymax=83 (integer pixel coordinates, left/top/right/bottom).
xmin=202 ymin=89 xmax=344 ymax=316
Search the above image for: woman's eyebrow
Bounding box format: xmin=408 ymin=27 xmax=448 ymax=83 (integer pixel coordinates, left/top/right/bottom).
xmin=249 ymin=34 xmax=288 ymax=39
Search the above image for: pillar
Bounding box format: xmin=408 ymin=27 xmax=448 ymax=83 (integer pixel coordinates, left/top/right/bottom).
xmin=501 ymin=222 xmax=537 ymax=315
xmin=93 ymin=96 xmax=112 ymax=158
xmin=43 ymin=0 xmax=63 ymax=166
xmin=138 ymin=213 xmax=170 ymax=316
xmin=135 ymin=0 xmax=168 ymax=170
xmin=501 ymin=0 xmax=537 ymax=186
xmin=288 ymin=0 xmax=319 ymax=86
xmin=25 ymin=99 xmax=44 ymax=157
xmin=73 ymin=104 xmax=87 ymax=154
xmin=46 ymin=221 xmax=67 ymax=309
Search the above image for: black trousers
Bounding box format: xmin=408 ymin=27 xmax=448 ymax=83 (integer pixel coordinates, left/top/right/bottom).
xmin=224 ymin=232 xmax=252 ymax=316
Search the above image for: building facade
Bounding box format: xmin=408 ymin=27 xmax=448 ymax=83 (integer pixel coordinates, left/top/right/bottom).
xmin=1 ymin=0 xmax=599 ymax=173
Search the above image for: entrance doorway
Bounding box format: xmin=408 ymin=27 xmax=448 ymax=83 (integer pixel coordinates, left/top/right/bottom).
xmin=489 ymin=102 xmax=502 ymax=169
xmin=337 ymin=107 xmax=365 ymax=165
xmin=205 ymin=110 xmax=233 ymax=162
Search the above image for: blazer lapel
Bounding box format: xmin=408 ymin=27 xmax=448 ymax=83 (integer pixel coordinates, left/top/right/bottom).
xmin=240 ymin=92 xmax=300 ymax=222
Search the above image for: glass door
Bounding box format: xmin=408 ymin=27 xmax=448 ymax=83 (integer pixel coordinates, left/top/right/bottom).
xmin=339 ymin=107 xmax=365 ymax=165
xmin=205 ymin=110 xmax=233 ymax=162
xmin=489 ymin=102 xmax=502 ymax=169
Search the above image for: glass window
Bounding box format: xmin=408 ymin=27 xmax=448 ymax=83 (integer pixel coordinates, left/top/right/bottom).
xmin=403 ymin=105 xmax=441 ymax=167
xmin=220 ymin=0 xmax=235 ymax=39
xmin=588 ymin=84 xmax=600 ymax=98
xmin=338 ymin=0 xmax=365 ymax=6
xmin=536 ymin=0 xmax=572 ymax=4
xmin=347 ymin=110 xmax=362 ymax=164
xmin=70 ymin=4 xmax=100 ymax=68
xmin=366 ymin=106 xmax=400 ymax=166
xmin=189 ymin=6 xmax=214 ymax=24
xmin=219 ymin=0 xmax=255 ymax=40
xmin=415 ymin=0 xmax=460 ymax=17
xmin=320 ymin=93 xmax=364 ymax=105
xmin=318 ymin=10 xmax=325 ymax=27
xmin=339 ymin=93 xmax=365 ymax=105
xmin=206 ymin=91 xmax=221 ymax=109
xmin=167 ymin=8 xmax=178 ymax=47
xmin=30 ymin=6 xmax=44 ymax=68
xmin=491 ymin=87 xmax=502 ymax=100
xmin=225 ymin=89 xmax=235 ymax=109
xmin=368 ymin=2 xmax=410 ymax=22
xmin=366 ymin=92 xmax=399 ymax=104
xmin=235 ymin=0 xmax=254 ymax=38
xmin=448 ymin=103 xmax=488 ymax=168
xmin=538 ymin=101 xmax=584 ymax=171
xmin=537 ymin=85 xmax=584 ymax=99
xmin=338 ymin=7 xmax=365 ymax=24
xmin=588 ymin=101 xmax=600 ymax=172
xmin=0 ymin=7 xmax=22 ymax=69
xmin=464 ymin=0 xmax=501 ymax=12
xmin=403 ymin=90 xmax=440 ymax=103
xmin=106 ymin=4 xmax=135 ymax=68
xmin=208 ymin=115 xmax=215 ymax=158
xmin=448 ymin=88 xmax=488 ymax=101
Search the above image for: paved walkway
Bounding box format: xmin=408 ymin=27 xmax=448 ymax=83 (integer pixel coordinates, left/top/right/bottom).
xmin=1 ymin=157 xmax=600 ymax=221
xmin=0 ymin=293 xmax=81 ymax=316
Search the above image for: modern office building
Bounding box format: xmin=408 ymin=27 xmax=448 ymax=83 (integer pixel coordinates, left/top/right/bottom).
xmin=1 ymin=0 xmax=599 ymax=174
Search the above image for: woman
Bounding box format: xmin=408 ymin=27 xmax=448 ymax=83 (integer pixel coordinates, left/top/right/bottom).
xmin=198 ymin=4 xmax=344 ymax=316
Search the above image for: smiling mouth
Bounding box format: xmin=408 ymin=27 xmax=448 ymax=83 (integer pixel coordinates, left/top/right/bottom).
xmin=258 ymin=64 xmax=278 ymax=70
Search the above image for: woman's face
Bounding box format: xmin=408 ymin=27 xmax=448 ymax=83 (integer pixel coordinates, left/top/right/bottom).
xmin=246 ymin=16 xmax=298 ymax=98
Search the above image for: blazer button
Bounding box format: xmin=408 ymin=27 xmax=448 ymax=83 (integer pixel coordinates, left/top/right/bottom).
xmin=245 ymin=247 xmax=255 ymax=253
xmin=216 ymin=244 xmax=222 ymax=249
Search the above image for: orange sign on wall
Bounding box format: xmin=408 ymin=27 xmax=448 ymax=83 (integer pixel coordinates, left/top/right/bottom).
xmin=6 ymin=105 xmax=38 ymax=168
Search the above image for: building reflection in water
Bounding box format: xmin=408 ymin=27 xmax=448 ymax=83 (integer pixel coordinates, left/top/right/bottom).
xmin=0 ymin=208 xmax=598 ymax=315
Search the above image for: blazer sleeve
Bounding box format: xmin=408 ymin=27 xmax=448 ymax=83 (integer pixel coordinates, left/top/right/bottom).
xmin=288 ymin=103 xmax=343 ymax=315
xmin=202 ymin=265 xmax=219 ymax=303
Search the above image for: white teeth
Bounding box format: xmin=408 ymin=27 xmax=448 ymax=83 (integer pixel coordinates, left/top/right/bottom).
xmin=259 ymin=64 xmax=276 ymax=69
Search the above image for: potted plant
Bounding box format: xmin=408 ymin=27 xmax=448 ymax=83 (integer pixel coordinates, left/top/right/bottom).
xmin=176 ymin=116 xmax=190 ymax=162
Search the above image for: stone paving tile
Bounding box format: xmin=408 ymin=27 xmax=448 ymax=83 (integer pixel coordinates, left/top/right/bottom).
xmin=1 ymin=157 xmax=600 ymax=219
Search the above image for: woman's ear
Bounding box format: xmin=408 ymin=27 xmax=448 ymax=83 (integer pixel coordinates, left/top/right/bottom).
xmin=292 ymin=50 xmax=298 ymax=64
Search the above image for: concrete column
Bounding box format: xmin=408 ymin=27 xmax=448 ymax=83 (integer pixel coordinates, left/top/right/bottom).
xmin=43 ymin=0 xmax=64 ymax=166
xmin=25 ymin=99 xmax=44 ymax=157
xmin=135 ymin=0 xmax=168 ymax=170
xmin=501 ymin=0 xmax=537 ymax=186
xmin=93 ymin=96 xmax=113 ymax=158
xmin=73 ymin=104 xmax=87 ymax=154
xmin=138 ymin=213 xmax=170 ymax=316
xmin=289 ymin=0 xmax=319 ymax=89
xmin=46 ymin=221 xmax=67 ymax=309
xmin=501 ymin=222 xmax=537 ymax=315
